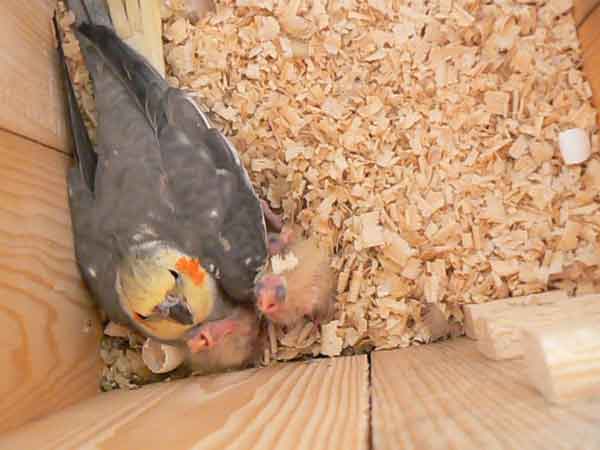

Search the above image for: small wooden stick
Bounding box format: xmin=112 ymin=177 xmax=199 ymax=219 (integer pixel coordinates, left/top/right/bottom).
xmin=522 ymin=318 xmax=600 ymax=404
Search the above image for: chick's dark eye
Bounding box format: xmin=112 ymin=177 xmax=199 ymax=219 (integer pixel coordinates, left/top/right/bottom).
xmin=169 ymin=270 xmax=180 ymax=280
xmin=275 ymin=284 xmax=286 ymax=301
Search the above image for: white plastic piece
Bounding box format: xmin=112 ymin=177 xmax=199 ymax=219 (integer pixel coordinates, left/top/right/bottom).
xmin=559 ymin=128 xmax=591 ymax=165
xmin=142 ymin=338 xmax=186 ymax=374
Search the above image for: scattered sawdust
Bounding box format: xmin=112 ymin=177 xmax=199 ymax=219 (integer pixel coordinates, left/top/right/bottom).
xmin=58 ymin=0 xmax=600 ymax=383
xmin=98 ymin=328 xmax=190 ymax=391
xmin=162 ymin=0 xmax=599 ymax=358
xmin=56 ymin=3 xmax=98 ymax=143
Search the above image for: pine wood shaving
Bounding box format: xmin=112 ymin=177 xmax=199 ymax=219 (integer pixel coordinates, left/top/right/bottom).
xmin=484 ymin=91 xmax=510 ymax=117
xmin=320 ymin=320 xmax=343 ymax=356
xmin=422 ymin=303 xmax=451 ymax=341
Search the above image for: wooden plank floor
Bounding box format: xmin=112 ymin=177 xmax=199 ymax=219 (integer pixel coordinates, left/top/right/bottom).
xmin=372 ymin=339 xmax=600 ymax=450
xmin=3 ymin=335 xmax=599 ymax=449
xmin=0 ymin=355 xmax=370 ymax=450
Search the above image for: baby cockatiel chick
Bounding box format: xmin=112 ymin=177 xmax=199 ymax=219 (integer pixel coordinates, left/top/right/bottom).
xmin=184 ymin=306 xmax=265 ymax=375
xmin=254 ymin=226 xmax=337 ymax=327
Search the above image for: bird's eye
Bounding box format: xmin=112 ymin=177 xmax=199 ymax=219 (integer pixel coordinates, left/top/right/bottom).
xmin=169 ymin=270 xmax=180 ymax=280
xmin=275 ymin=284 xmax=286 ymax=301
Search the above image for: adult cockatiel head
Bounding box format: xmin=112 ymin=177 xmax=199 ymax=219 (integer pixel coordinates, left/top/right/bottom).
xmin=116 ymin=243 xmax=220 ymax=340
xmin=55 ymin=1 xmax=274 ymax=343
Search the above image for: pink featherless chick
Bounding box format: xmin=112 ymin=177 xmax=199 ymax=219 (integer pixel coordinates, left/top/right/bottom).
xmin=183 ymin=305 xmax=265 ymax=375
xmin=253 ymin=225 xmax=337 ymax=328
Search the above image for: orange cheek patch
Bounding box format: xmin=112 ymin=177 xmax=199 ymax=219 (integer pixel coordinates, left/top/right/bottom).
xmin=175 ymin=257 xmax=206 ymax=286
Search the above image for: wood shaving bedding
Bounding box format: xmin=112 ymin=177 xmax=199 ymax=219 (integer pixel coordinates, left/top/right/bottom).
xmin=59 ymin=0 xmax=600 ymax=372
xmin=161 ymin=0 xmax=599 ymax=360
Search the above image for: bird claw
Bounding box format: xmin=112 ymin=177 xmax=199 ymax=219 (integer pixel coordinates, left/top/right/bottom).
xmin=267 ymin=225 xmax=295 ymax=256
xmin=260 ymin=199 xmax=283 ymax=232
xmin=186 ymin=318 xmax=237 ymax=353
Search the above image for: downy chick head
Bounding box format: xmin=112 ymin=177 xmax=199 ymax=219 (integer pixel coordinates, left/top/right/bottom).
xmin=184 ymin=305 xmax=264 ymax=375
xmin=254 ymin=226 xmax=336 ymax=327
xmin=117 ymin=242 xmax=217 ymax=341
xmin=254 ymin=274 xmax=288 ymax=323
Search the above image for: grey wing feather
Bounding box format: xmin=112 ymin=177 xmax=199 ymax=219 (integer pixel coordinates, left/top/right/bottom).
xmin=54 ymin=14 xmax=97 ymax=192
xmin=55 ymin=9 xmax=129 ymax=325
xmin=75 ymin=22 xmax=269 ymax=301
xmin=57 ymin=2 xmax=176 ymax=325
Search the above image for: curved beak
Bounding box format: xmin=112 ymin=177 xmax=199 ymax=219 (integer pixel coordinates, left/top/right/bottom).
xmin=154 ymin=294 xmax=194 ymax=325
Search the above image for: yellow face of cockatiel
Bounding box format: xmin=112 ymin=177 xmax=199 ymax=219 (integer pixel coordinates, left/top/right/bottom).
xmin=116 ymin=243 xmax=217 ymax=341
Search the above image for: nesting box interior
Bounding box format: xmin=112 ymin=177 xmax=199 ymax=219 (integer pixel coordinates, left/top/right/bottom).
xmin=1 ymin=0 xmax=600 ymax=449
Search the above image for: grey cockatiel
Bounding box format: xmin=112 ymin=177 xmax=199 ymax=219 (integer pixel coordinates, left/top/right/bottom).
xmin=56 ymin=0 xmax=278 ymax=345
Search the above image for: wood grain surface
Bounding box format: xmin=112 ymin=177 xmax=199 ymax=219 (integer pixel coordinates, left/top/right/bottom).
xmin=472 ymin=293 xmax=597 ymax=361
xmin=463 ymin=290 xmax=568 ymax=340
xmin=523 ymin=315 xmax=600 ymax=404
xmin=574 ymin=0 xmax=600 ymax=26
xmin=578 ymin=0 xmax=600 ymax=110
xmin=0 ymin=355 xmax=369 ymax=450
xmin=0 ymin=129 xmax=102 ymax=434
xmin=372 ymin=339 xmax=600 ymax=450
xmin=0 ymin=0 xmax=69 ymax=152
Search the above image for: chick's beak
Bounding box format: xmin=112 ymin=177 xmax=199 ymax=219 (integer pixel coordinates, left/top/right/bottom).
xmin=186 ymin=319 xmax=237 ymax=353
xmin=255 ymin=276 xmax=287 ymax=315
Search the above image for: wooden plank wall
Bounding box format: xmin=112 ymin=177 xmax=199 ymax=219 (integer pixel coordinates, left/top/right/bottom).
xmin=578 ymin=0 xmax=600 ymax=111
xmin=0 ymin=355 xmax=370 ymax=450
xmin=0 ymin=1 xmax=70 ymax=152
xmin=0 ymin=0 xmax=103 ymax=434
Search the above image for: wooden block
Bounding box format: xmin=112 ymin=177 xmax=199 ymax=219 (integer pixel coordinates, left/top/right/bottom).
xmin=476 ymin=319 xmax=523 ymax=360
xmin=0 ymin=130 xmax=103 ymax=434
xmin=463 ymin=290 xmax=568 ymax=340
xmin=475 ymin=294 xmax=599 ymax=361
xmin=523 ymin=317 xmax=600 ymax=404
xmin=0 ymin=355 xmax=369 ymax=450
xmin=0 ymin=0 xmax=69 ymax=151
xmin=372 ymin=338 xmax=600 ymax=450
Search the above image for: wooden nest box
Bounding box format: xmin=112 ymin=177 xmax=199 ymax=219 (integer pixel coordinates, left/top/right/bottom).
xmin=1 ymin=1 xmax=600 ymax=448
